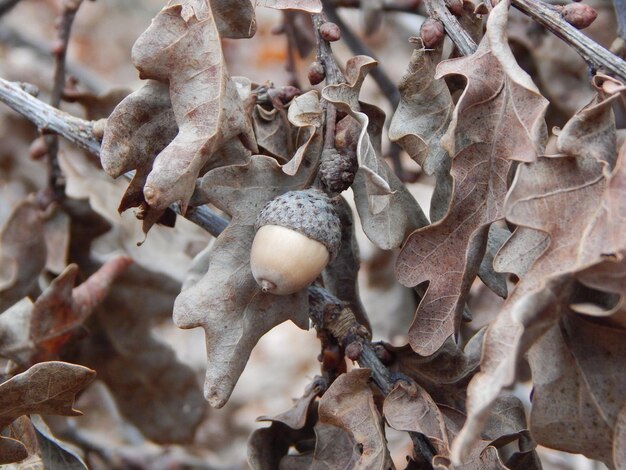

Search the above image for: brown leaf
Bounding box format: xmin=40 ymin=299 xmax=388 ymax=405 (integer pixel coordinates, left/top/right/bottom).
xmin=0 ymin=435 xmax=27 ymax=466
xmin=248 ymin=380 xmax=321 ymax=469
xmin=388 ymin=45 xmax=453 ymax=222
xmin=383 ymin=381 xmax=449 ymax=456
xmin=256 ymin=0 xmax=322 ymax=12
xmin=333 ymin=97 xmax=428 ymax=249
xmin=451 ymin=78 xmax=625 ymax=463
xmin=282 ymin=90 xmax=323 ymax=176
xmin=615 ymin=403 xmax=626 ymax=468
xmin=130 ymin=1 xmax=256 ymax=211
xmin=42 ymin=205 xmax=70 ymax=275
xmin=383 ymin=328 xmax=486 ymax=412
xmin=310 ymin=423 xmax=361 ymax=468
xmin=0 ymin=361 xmax=95 ymax=431
xmin=29 ymin=256 xmax=132 ymax=364
xmin=177 ymin=155 xmax=317 ymax=407
xmin=0 ymin=197 xmax=46 ymax=312
xmin=395 ymin=0 xmax=548 ymax=356
xmin=101 ymin=80 xmax=178 ymax=221
xmin=210 ymin=0 xmax=256 ymax=38
xmin=317 ymin=369 xmax=394 ymax=469
xmin=528 ymin=314 xmax=626 ymax=467
xmin=76 ymin=261 xmax=206 ymax=444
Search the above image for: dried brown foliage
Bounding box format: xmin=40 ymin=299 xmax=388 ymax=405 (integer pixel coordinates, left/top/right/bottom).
xmin=0 ymin=0 xmax=625 ymax=468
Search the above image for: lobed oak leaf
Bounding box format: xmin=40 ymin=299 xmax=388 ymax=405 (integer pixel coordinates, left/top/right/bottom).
xmin=451 ymin=76 xmax=626 ymax=463
xmin=100 ymin=80 xmax=178 ymax=229
xmin=130 ymin=0 xmax=257 ymax=212
xmin=282 ymin=90 xmax=323 ymax=176
xmin=176 ymin=155 xmax=318 ymax=407
xmin=0 ymin=197 xmax=46 ymax=312
xmin=316 ymin=369 xmax=394 ymax=469
xmin=395 ymin=0 xmax=548 ymax=356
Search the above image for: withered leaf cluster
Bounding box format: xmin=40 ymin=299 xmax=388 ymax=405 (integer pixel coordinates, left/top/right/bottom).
xmin=0 ymin=0 xmax=625 ymax=467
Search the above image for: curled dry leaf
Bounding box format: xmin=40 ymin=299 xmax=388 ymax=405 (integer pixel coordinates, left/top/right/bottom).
xmin=255 ymin=0 xmax=322 ymax=12
xmin=0 ymin=257 xmax=132 ymax=367
xmin=388 ymin=45 xmax=453 ymax=222
xmin=176 ymin=155 xmax=318 ymax=408
xmin=395 ymin=0 xmax=548 ymax=356
xmin=451 ymin=77 xmax=626 ymax=463
xmin=130 ymin=0 xmax=257 ymax=212
xmin=0 ymin=197 xmax=46 ymax=312
xmin=248 ymin=379 xmax=321 ymax=468
xmin=316 ymin=369 xmax=394 ymax=469
xmin=283 ymin=90 xmax=323 ymax=176
xmin=101 ymin=80 xmax=178 ymax=229
xmin=528 ymin=314 xmax=626 ymax=467
xmin=333 ymin=93 xmax=428 ymax=249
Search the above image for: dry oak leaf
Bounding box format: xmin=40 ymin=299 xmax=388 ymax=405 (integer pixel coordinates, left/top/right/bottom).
xmin=175 ymin=155 xmax=317 ymax=407
xmin=334 ymin=104 xmax=428 ymax=250
xmin=131 ymin=0 xmax=257 ymax=212
xmin=248 ymin=379 xmax=321 ymax=469
xmin=101 ymin=79 xmax=178 ymax=228
xmin=451 ymin=78 xmax=625 ymax=463
xmin=388 ymin=44 xmax=453 ymax=222
xmin=323 ymin=56 xmax=393 ymax=211
xmin=210 ymin=0 xmax=256 ymax=38
xmin=317 ymin=368 xmax=394 ymax=469
xmin=4 ymin=415 xmax=86 ymax=469
xmin=282 ymin=90 xmax=323 ymax=176
xmin=0 ymin=362 xmax=95 ymax=460
xmin=256 ymin=0 xmax=322 ymax=12
xmin=0 ymin=197 xmax=46 ymax=312
xmin=395 ymin=0 xmax=548 ymax=356
xmin=528 ymin=314 xmax=626 ymax=467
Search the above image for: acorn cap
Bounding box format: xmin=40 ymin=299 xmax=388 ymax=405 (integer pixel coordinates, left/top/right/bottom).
xmin=255 ymin=189 xmax=341 ymax=261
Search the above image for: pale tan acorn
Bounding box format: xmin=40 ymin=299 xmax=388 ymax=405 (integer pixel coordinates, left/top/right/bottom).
xmin=250 ymin=189 xmax=341 ymax=295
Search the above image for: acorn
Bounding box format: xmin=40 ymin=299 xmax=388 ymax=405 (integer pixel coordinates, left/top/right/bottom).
xmin=250 ymin=189 xmax=341 ymax=295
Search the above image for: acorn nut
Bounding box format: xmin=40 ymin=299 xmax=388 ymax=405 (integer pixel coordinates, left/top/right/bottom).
xmin=250 ymin=189 xmax=341 ymax=295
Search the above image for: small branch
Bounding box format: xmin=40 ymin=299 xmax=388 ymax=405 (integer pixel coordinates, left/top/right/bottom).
xmin=322 ymin=0 xmax=401 ymax=108
xmin=311 ymin=12 xmax=345 ymax=85
xmin=0 ymin=0 xmax=22 ymax=16
xmin=0 ymin=76 xmax=228 ymax=237
xmin=46 ymin=0 xmax=85 ymax=199
xmin=512 ymin=0 xmax=626 ymax=82
xmin=424 ymin=0 xmax=477 ymax=56
xmin=308 ymin=286 xmax=436 ymax=467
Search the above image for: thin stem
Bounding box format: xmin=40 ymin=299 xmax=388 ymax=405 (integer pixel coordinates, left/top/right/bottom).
xmin=511 ymin=0 xmax=626 ymax=82
xmin=46 ymin=0 xmax=85 ymax=199
xmin=423 ymin=0 xmax=477 ymax=56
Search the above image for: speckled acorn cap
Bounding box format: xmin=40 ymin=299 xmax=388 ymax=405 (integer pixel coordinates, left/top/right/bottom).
xmin=255 ymin=189 xmax=341 ymax=261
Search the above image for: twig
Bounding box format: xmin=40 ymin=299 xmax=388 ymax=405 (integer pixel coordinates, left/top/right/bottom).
xmin=423 ymin=0 xmax=477 ymax=56
xmin=45 ymin=0 xmax=85 ymax=199
xmin=511 ymin=0 xmax=626 ymax=82
xmin=308 ymin=286 xmax=436 ymax=467
xmin=321 ymin=0 xmax=401 ymax=108
xmin=0 ymin=0 xmax=21 ymax=16
xmin=0 ymin=77 xmax=228 ymax=237
xmin=282 ymin=12 xmax=302 ymax=88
